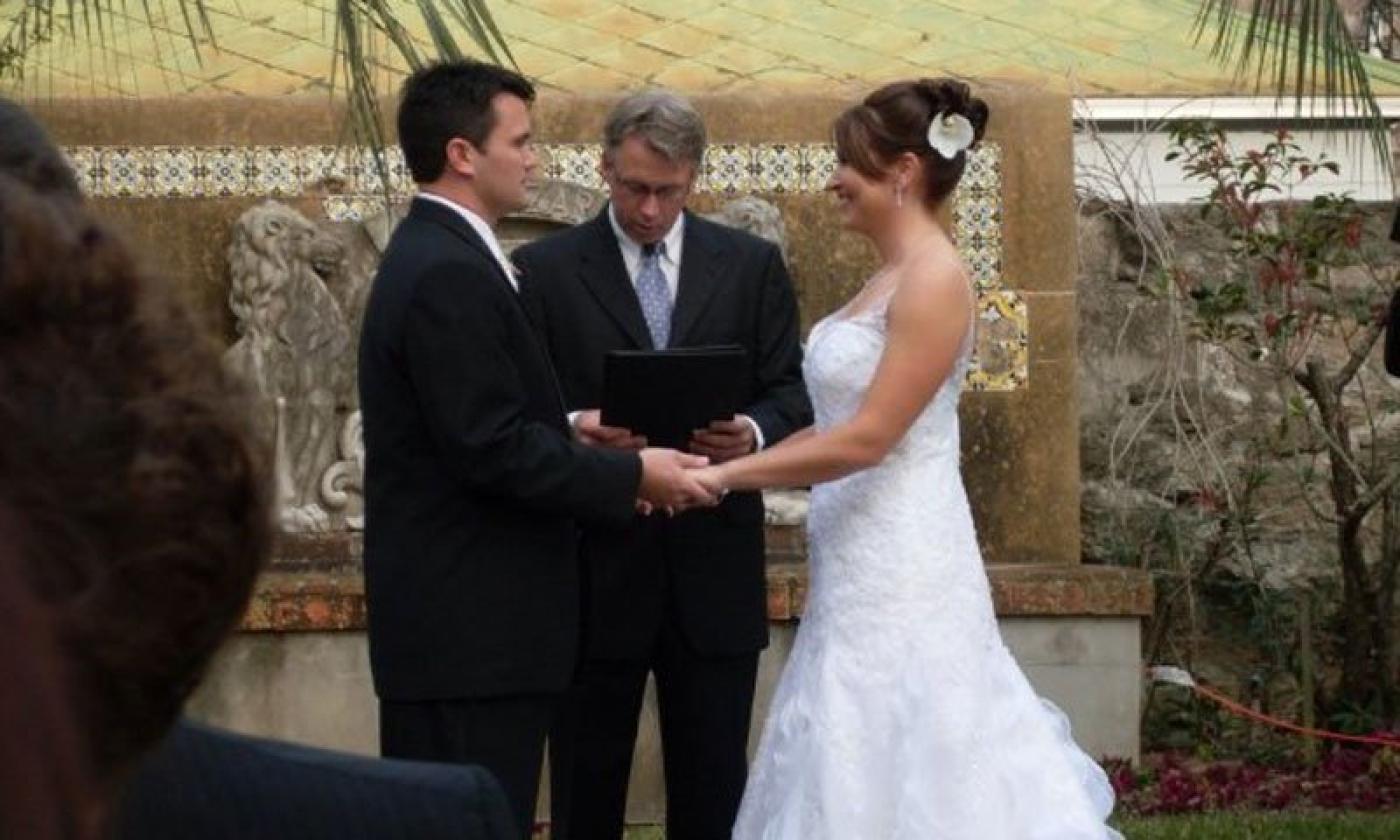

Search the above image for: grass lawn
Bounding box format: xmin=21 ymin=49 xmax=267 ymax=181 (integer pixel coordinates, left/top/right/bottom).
xmin=1114 ymin=811 xmax=1400 ymax=838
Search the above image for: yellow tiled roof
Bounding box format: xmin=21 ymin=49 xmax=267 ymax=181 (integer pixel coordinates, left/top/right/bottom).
xmin=7 ymin=0 xmax=1400 ymax=98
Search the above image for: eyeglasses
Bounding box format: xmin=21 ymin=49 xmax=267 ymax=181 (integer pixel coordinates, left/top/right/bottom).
xmin=613 ymin=178 xmax=690 ymax=203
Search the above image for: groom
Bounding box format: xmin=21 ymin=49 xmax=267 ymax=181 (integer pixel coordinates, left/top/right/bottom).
xmin=516 ymin=90 xmax=811 ymax=839
xmin=358 ymin=62 xmax=716 ymax=839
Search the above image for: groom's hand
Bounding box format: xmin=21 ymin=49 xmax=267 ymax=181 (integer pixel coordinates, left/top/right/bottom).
xmin=574 ymin=409 xmax=646 ymax=450
xmin=638 ymin=448 xmax=718 ymax=512
xmin=689 ymin=416 xmax=755 ymax=464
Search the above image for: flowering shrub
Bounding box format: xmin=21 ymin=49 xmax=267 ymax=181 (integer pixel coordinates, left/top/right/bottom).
xmin=1162 ymin=121 xmax=1400 ymax=720
xmin=1107 ymin=741 xmax=1400 ymax=815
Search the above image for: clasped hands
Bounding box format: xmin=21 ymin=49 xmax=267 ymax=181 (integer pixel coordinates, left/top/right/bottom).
xmin=573 ymin=409 xmax=740 ymax=515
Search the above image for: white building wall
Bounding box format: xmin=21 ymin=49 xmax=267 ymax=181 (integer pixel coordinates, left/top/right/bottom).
xmin=1074 ymin=97 xmax=1399 ymax=203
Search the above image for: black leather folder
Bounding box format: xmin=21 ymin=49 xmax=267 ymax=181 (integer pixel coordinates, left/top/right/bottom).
xmin=602 ymin=345 xmax=749 ymax=449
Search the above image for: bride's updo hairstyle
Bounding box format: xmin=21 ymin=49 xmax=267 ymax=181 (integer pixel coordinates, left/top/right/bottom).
xmin=833 ymin=78 xmax=990 ymax=209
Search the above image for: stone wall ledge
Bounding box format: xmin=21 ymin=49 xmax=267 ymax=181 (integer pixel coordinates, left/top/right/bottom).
xmin=987 ymin=563 xmax=1154 ymax=618
xmin=765 ymin=562 xmax=1153 ymax=621
xmin=245 ymin=536 xmax=1152 ymax=632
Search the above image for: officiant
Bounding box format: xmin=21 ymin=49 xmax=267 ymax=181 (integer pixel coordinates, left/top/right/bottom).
xmin=515 ymin=90 xmax=811 ymax=840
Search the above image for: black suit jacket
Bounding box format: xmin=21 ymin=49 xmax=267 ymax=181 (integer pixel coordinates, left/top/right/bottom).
xmin=515 ymin=209 xmax=811 ymax=658
xmin=112 ymin=721 xmax=515 ymax=839
xmin=358 ymin=198 xmax=642 ymax=700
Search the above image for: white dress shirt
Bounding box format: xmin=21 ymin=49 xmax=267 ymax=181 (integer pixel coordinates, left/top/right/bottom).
xmin=416 ymin=191 xmax=517 ymax=291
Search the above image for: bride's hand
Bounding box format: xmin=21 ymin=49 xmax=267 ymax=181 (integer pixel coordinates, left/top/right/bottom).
xmin=689 ymin=465 xmax=729 ymax=502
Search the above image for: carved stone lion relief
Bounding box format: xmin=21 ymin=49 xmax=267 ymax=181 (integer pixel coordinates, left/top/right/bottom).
xmin=224 ymin=201 xmax=352 ymax=532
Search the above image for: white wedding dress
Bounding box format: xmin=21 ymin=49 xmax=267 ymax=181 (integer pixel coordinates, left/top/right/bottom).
xmin=732 ymin=284 xmax=1122 ymax=839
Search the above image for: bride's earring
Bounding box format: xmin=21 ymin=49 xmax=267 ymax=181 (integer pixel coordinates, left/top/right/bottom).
xmin=895 ymin=182 xmax=904 ymax=208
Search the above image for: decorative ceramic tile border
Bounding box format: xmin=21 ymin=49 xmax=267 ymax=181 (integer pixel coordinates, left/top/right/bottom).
xmin=953 ymin=143 xmax=1003 ymax=295
xmin=63 ymin=142 xmax=1024 ymax=390
xmin=63 ymin=142 xmax=996 ymax=201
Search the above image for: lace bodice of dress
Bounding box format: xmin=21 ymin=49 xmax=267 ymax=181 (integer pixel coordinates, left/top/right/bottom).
xmin=797 ymin=283 xmax=999 ymax=681
xmin=804 ymin=289 xmax=972 ymax=462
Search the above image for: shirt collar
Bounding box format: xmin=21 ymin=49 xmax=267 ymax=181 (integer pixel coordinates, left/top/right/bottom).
xmin=607 ymin=204 xmax=685 ymax=266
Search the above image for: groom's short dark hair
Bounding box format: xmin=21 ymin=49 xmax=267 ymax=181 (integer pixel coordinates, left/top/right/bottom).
xmin=398 ymin=61 xmax=535 ymax=184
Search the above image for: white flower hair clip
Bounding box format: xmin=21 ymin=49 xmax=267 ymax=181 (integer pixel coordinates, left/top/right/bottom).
xmin=927 ymin=111 xmax=974 ymax=160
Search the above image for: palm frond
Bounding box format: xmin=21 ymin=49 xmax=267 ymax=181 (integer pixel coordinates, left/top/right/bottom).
xmin=2 ymin=1 xmax=514 ymax=202
xmin=1 ymin=0 xmax=216 ymax=79
xmin=1193 ymin=0 xmax=1393 ymax=176
xmin=438 ymin=0 xmax=514 ymax=66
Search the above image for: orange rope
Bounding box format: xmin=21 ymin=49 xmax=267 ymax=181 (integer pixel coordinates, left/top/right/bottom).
xmin=1191 ymin=682 xmax=1400 ymax=749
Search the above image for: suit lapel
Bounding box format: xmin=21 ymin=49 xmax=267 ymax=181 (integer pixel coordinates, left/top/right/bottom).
xmin=410 ymin=198 xmax=568 ymax=418
xmin=410 ymin=197 xmax=517 ymax=298
xmin=580 ymin=210 xmax=653 ymax=350
xmin=670 ymin=212 xmax=722 ymax=347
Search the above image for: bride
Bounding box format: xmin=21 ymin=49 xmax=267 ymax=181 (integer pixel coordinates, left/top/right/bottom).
xmin=691 ymin=79 xmax=1121 ymax=839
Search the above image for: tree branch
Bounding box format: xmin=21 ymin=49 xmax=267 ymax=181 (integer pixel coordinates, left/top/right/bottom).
xmin=1333 ymin=315 xmax=1386 ymax=398
xmin=1292 ymin=454 xmax=1342 ymax=525
xmin=1300 ymin=356 xmax=1371 ymax=492
xmin=1349 ymin=464 xmax=1400 ymax=523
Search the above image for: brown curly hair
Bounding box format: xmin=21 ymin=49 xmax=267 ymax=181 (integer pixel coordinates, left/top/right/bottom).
xmin=0 ymin=174 xmax=271 ymax=781
xmin=0 ymin=512 xmax=96 ymax=840
xmin=833 ymin=78 xmax=991 ymax=208
xmin=0 ymin=98 xmax=82 ymax=200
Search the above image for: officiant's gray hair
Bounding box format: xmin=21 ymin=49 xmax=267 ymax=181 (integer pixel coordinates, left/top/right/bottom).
xmin=602 ymin=90 xmax=707 ymax=169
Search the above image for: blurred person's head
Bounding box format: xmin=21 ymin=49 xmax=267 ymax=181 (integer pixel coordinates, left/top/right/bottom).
xmin=397 ymin=60 xmax=538 ymax=224
xmin=0 ymin=98 xmax=82 ymax=200
xmin=0 ymin=172 xmax=272 ymax=786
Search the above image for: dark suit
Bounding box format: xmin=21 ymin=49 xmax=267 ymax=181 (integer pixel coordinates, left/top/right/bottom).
xmin=112 ymin=721 xmax=516 ymax=840
xmin=358 ymin=197 xmax=642 ymax=838
xmin=516 ymin=209 xmax=811 ymax=839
